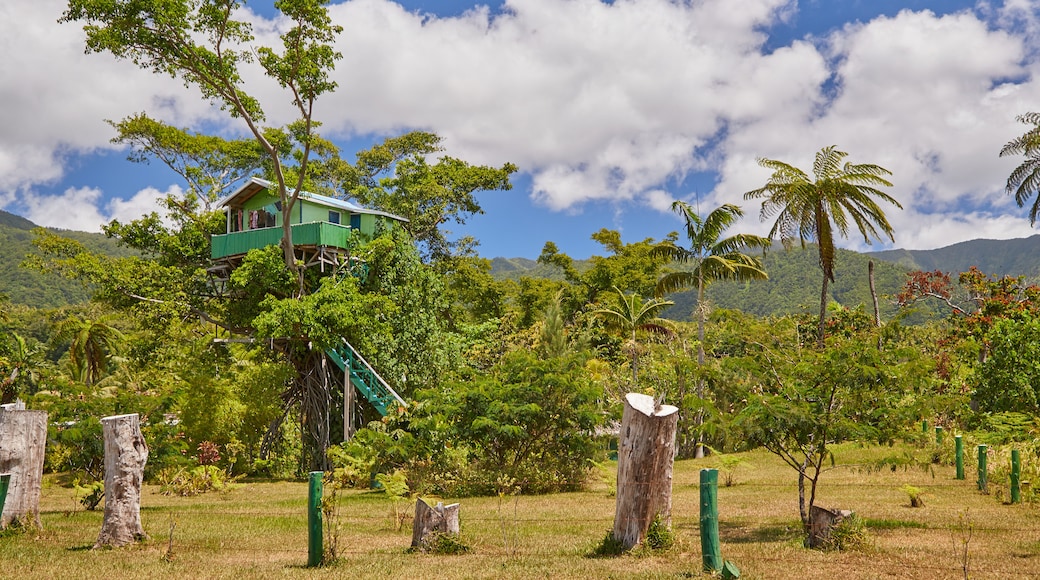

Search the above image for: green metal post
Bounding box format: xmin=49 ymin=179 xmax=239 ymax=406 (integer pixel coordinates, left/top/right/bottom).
xmin=922 ymin=420 xmax=928 ymax=434
xmin=935 ymin=426 xmax=943 ymax=445
xmin=1011 ymin=449 xmax=1021 ymax=504
xmin=977 ymin=445 xmax=988 ymax=493
xmin=308 ymin=471 xmax=324 ymax=567
xmin=955 ymin=435 xmax=964 ymax=480
xmin=700 ymin=468 xmax=722 ymax=573
xmin=0 ymin=473 xmax=10 ymax=519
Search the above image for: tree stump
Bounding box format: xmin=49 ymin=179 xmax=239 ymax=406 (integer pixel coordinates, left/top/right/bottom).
xmin=0 ymin=409 xmax=47 ymax=528
xmin=807 ymin=505 xmax=853 ymax=548
xmin=95 ymin=413 xmax=149 ymax=548
xmin=411 ymin=499 xmax=460 ymax=549
xmin=613 ymin=392 xmax=679 ymax=550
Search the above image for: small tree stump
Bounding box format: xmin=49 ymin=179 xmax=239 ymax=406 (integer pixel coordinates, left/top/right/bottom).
xmin=808 ymin=505 xmax=853 ymax=548
xmin=411 ymin=499 xmax=460 ymax=549
xmin=95 ymin=414 xmax=149 ymax=548
xmin=0 ymin=409 xmax=47 ymax=528
xmin=613 ymin=392 xmax=679 ymax=550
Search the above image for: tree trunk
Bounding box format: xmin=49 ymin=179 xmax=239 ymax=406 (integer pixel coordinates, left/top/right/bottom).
xmin=808 ymin=505 xmax=854 ymax=548
xmin=95 ymin=413 xmax=148 ymax=548
xmin=694 ymin=281 xmax=706 ymax=459
xmin=817 ymin=274 xmax=830 ymax=349
xmin=868 ymin=260 xmax=881 ymax=327
xmin=411 ymin=499 xmax=460 ymax=549
xmin=613 ymin=392 xmax=679 ymax=550
xmin=0 ymin=409 xmax=47 ymax=528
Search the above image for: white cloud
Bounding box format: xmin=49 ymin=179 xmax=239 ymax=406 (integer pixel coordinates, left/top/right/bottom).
xmin=710 ymin=7 xmax=1040 ymax=250
xmin=24 ymin=185 xmax=174 ymax=232
xmin=0 ymin=0 xmax=226 ymax=196
xmin=6 ymin=0 xmax=1040 ymax=253
xmin=23 ymin=187 xmax=108 ymax=232
xmin=322 ymin=0 xmax=811 ymax=208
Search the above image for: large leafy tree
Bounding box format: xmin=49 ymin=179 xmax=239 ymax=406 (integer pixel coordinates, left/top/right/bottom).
xmin=345 ymin=132 xmax=517 ymax=262
xmin=653 ymin=201 xmax=769 ymax=456
xmin=1000 ymin=112 xmax=1040 ymax=224
xmin=62 ymin=0 xmax=343 ymax=290
xmin=744 ymin=146 xmax=900 ymax=348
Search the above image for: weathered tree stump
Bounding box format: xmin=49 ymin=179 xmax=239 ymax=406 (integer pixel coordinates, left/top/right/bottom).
xmin=807 ymin=505 xmax=853 ymax=548
xmin=95 ymin=413 xmax=149 ymax=548
xmin=0 ymin=409 xmax=47 ymax=528
xmin=411 ymin=499 xmax=460 ymax=549
xmin=613 ymin=392 xmax=679 ymax=550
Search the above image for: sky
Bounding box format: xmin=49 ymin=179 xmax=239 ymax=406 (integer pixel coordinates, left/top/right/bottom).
xmin=3 ymin=0 xmax=1040 ymax=259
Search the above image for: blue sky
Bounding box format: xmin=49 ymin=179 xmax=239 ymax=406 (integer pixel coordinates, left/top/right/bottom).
xmin=3 ymin=0 xmax=1040 ymax=259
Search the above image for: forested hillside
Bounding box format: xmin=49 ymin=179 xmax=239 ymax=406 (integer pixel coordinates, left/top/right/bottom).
xmin=0 ymin=210 xmax=132 ymax=307
xmin=868 ymin=234 xmax=1040 ymax=280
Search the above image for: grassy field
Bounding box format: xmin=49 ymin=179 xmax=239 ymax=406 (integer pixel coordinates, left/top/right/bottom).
xmin=4 ymin=443 xmax=1040 ymax=579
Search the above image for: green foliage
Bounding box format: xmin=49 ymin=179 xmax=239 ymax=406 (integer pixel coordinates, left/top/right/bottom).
xmin=1000 ymin=112 xmax=1040 ymax=225
xmin=410 ymin=530 xmax=472 ymax=555
xmin=820 ymin=513 xmax=869 ymax=552
xmin=375 ymin=470 xmax=411 ymax=530
xmin=744 ymin=145 xmax=900 ymax=347
xmin=355 ymin=350 xmax=604 ymax=496
xmin=971 ymin=315 xmax=1040 ymax=413
xmin=901 ymin=484 xmax=926 ymax=507
xmin=590 ymin=531 xmax=626 ymax=557
xmin=348 ymin=131 xmax=517 ymax=262
xmin=644 ymin=515 xmax=675 ymax=552
xmin=158 ymin=465 xmax=238 ymax=497
xmin=73 ymin=479 xmax=105 ymax=511
xmin=733 ymin=319 xmax=933 ymax=528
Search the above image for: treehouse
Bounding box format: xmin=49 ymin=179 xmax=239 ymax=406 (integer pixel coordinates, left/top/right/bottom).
xmin=209 ymin=176 xmax=408 ymax=273
xmin=207 ymin=177 xmax=408 ymax=431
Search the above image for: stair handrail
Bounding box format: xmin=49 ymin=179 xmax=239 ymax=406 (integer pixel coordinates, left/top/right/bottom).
xmin=340 ymin=338 xmax=407 ymax=408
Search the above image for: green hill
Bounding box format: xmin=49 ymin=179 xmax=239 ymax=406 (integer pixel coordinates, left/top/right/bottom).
xmin=867 ymin=235 xmax=1040 ymax=280
xmin=0 ymin=210 xmax=132 ymax=308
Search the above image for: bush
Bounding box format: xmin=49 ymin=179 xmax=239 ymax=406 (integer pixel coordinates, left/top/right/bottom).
xmin=820 ymin=513 xmax=870 ymax=552
xmin=158 ymin=465 xmax=237 ymax=496
xmin=371 ymin=350 xmax=604 ymax=496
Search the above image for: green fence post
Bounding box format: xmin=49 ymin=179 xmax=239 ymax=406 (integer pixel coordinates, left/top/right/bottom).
xmin=308 ymin=471 xmax=324 ymax=567
xmin=922 ymin=420 xmax=928 ymax=434
xmin=1011 ymin=449 xmax=1021 ymax=504
xmin=935 ymin=426 xmax=943 ymax=446
xmin=0 ymin=473 xmax=10 ymax=519
xmin=955 ymin=435 xmax=964 ymax=480
xmin=977 ymin=445 xmax=988 ymax=493
xmin=700 ymin=468 xmax=722 ymax=573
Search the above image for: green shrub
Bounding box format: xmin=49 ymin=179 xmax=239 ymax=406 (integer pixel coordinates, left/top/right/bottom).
xmin=408 ymin=530 xmax=471 ymax=555
xmin=820 ymin=513 xmax=870 ymax=552
xmin=74 ymin=479 xmax=104 ymax=511
xmin=158 ymin=465 xmax=238 ymax=496
xmin=644 ymin=515 xmax=674 ymax=552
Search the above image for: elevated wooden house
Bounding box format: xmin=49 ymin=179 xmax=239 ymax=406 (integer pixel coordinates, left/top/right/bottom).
xmin=210 ymin=177 xmax=407 ymax=274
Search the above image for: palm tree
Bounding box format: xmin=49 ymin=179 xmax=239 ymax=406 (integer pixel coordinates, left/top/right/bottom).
xmin=593 ymin=286 xmax=674 ymax=387
xmin=1000 ymin=112 xmax=1040 ymax=224
xmin=53 ymin=314 xmax=124 ymax=386
xmin=653 ymin=201 xmax=770 ymax=456
xmin=654 ymin=201 xmax=770 ymax=366
xmin=744 ymin=146 xmax=900 ymax=348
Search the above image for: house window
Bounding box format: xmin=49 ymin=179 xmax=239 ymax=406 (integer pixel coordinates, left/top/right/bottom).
xmin=329 ymin=211 xmax=340 ymax=224
xmin=350 ymin=214 xmax=361 ymax=230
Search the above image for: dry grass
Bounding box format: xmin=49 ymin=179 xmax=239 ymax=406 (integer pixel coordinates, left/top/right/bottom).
xmin=4 ymin=443 xmax=1040 ymax=579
